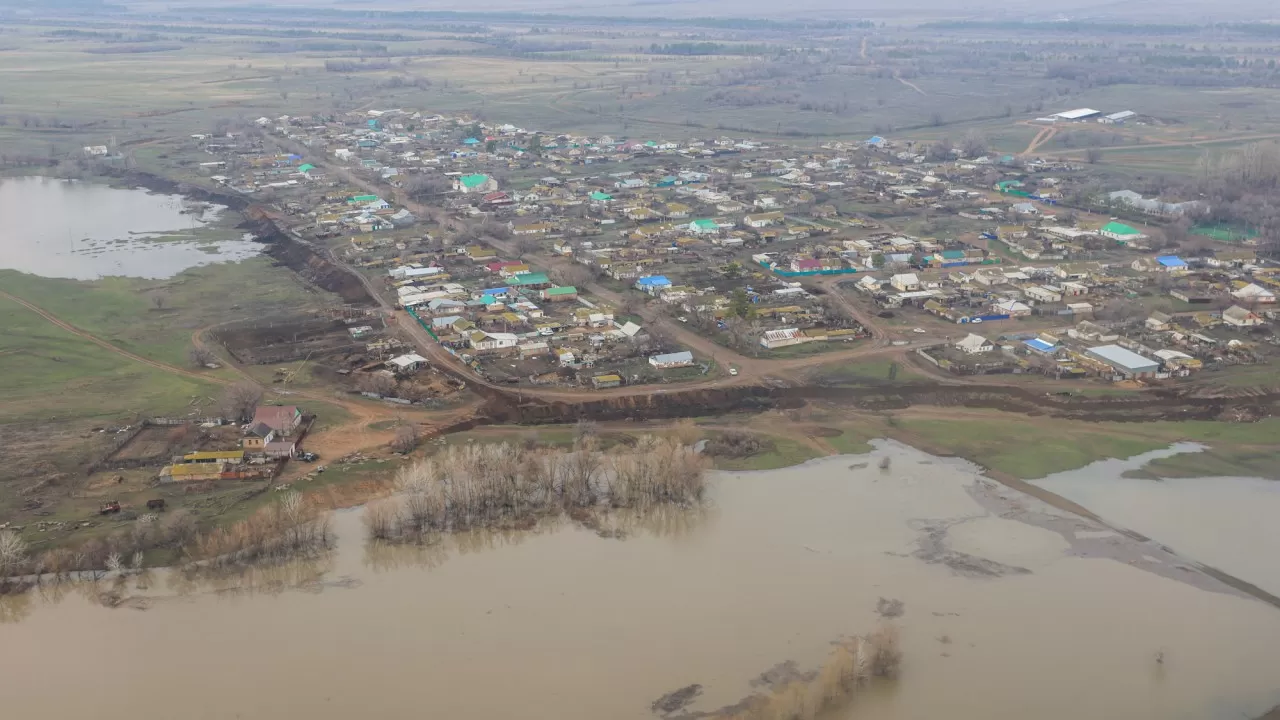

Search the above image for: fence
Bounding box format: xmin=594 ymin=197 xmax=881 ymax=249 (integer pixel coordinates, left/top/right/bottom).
xmin=757 ymin=261 xmax=859 ymax=278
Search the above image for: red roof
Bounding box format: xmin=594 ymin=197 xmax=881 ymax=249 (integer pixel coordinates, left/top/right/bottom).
xmin=794 ymin=259 xmax=824 ymax=270
xmin=486 ymin=260 xmax=522 ymax=272
xmin=251 ymin=406 xmax=300 ymax=432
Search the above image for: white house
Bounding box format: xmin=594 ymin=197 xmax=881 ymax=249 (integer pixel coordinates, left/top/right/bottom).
xmin=992 ymin=299 xmax=1032 ymax=317
xmin=1232 ymin=283 xmax=1276 ymax=304
xmin=1222 ymin=305 xmax=1263 ymax=328
xmin=648 ymin=351 xmax=695 ymax=369
xmin=954 ymin=333 xmax=994 ymax=354
xmin=469 ymin=331 xmax=519 ymax=352
xmin=889 ymin=273 xmax=921 ymax=292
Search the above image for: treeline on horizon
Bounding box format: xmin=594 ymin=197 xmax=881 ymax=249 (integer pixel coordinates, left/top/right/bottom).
xmin=923 ymin=20 xmax=1280 ymax=38
xmin=182 ymin=6 xmax=871 ymax=32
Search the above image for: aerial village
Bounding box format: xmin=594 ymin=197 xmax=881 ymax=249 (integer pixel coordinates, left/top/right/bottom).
xmin=177 ymin=105 xmax=1278 ymax=408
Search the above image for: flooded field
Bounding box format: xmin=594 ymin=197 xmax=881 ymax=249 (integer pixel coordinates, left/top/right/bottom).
xmin=1035 ymin=443 xmax=1280 ymax=599
xmin=2 ymin=441 xmax=1278 ymax=720
xmin=0 ymin=176 xmax=259 ymax=279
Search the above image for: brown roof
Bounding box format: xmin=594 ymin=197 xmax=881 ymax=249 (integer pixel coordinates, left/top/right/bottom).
xmin=251 ymin=405 xmax=299 ymax=432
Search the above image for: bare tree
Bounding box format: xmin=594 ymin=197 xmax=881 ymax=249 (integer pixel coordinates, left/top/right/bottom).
xmin=358 ymin=372 xmax=398 ymax=397
xmin=188 ymin=345 xmax=218 ymax=368
xmin=150 ymin=292 xmax=170 ymax=311
xmin=1085 ymin=147 xmax=1104 ymax=164
xmin=0 ymin=530 xmax=28 ymax=581
xmin=220 ymin=381 xmax=263 ymax=422
xmin=391 ymin=424 xmax=420 ymax=454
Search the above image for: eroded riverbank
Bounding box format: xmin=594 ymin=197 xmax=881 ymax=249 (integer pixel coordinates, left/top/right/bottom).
xmin=1 ymin=442 xmax=1278 ymax=720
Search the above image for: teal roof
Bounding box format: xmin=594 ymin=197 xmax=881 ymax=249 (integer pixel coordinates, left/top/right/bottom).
xmin=590 ymin=191 xmax=613 ymax=201
xmin=459 ymin=174 xmax=490 ymax=189
xmin=509 ymin=272 xmax=551 ymax=286
xmin=544 ymin=286 xmax=578 ymax=296
xmin=349 ymin=194 xmax=380 ymax=203
xmin=297 ymin=163 xmax=315 ymax=172
xmin=691 ymin=219 xmax=718 ymax=229
xmin=940 ymin=250 xmax=965 ymax=259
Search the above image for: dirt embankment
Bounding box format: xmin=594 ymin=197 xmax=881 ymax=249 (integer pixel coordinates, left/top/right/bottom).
xmin=469 ymin=381 xmax=1279 ymax=428
xmin=240 ymin=214 xmax=377 ymax=307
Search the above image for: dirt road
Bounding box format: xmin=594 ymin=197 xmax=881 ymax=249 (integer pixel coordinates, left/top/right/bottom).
xmin=3 ymin=289 xmax=474 ymax=456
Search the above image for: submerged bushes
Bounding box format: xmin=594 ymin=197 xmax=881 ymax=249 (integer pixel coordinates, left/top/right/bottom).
xmin=366 ymin=437 xmax=708 ymax=542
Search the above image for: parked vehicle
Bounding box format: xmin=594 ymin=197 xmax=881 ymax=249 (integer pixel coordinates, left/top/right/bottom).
xmin=298 ymin=451 xmax=319 ymax=462
xmin=146 ymin=499 xmax=166 ymax=511
xmin=99 ymin=501 xmax=121 ymax=515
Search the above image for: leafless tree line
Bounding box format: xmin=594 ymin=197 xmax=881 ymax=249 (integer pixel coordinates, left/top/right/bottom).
xmin=665 ymin=624 xmax=902 ymax=720
xmin=187 ymin=491 xmax=332 ymax=568
xmin=365 ymin=438 xmax=708 ymax=542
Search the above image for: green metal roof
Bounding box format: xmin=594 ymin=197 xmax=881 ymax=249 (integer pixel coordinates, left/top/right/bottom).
xmin=544 ymin=286 xmax=578 ymax=296
xmin=459 ymin=174 xmax=491 ymax=189
xmin=589 ymin=191 xmax=613 ymax=201
xmin=509 ymin=272 xmax=551 ymax=286
xmin=1101 ymin=221 xmax=1140 ymax=236
xmin=691 ymin=219 xmax=718 ymax=229
xmin=349 ymin=194 xmax=380 ymax=203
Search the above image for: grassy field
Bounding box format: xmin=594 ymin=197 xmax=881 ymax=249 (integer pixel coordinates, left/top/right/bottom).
xmin=895 ymin=412 xmax=1280 ymax=479
xmin=0 ymin=252 xmax=329 ymax=369
xmin=0 ymin=294 xmax=220 ymax=426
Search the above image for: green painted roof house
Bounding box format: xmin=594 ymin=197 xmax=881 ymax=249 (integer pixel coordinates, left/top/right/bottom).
xmin=589 ymin=191 xmax=613 ymax=201
xmin=509 ymin=272 xmax=551 ymax=286
xmin=690 ymin=219 xmax=719 ymax=232
xmin=1101 ymin=221 xmax=1141 ymax=236
xmin=459 ymin=174 xmax=491 ymax=190
xmin=297 ymin=163 xmax=315 ymax=173
xmin=544 ymin=286 xmax=578 ymax=297
xmin=348 ymin=194 xmax=380 ymax=204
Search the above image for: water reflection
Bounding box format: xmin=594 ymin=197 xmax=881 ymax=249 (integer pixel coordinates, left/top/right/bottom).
xmin=0 ymin=176 xmax=259 ymax=279
xmin=364 ymin=504 xmax=714 ymax=573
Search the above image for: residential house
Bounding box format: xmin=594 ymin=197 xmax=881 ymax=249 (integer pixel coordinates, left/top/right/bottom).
xmin=250 ymin=406 xmax=302 ymax=436
xmin=455 ymin=174 xmax=498 ymax=194
xmin=635 ymin=275 xmax=673 ymax=295
xmin=510 ymin=222 xmax=554 ymax=236
xmin=648 ymin=351 xmax=695 ymax=369
xmin=1232 ymin=283 xmax=1276 ymax=305
xmin=759 ymin=328 xmax=809 ymax=349
xmin=540 ymin=286 xmax=579 ymax=302
xmin=743 ymin=211 xmax=784 ymax=229
xmin=688 ymin=219 xmax=721 ymax=235
xmin=954 ymin=333 xmax=994 ymax=354
xmin=992 ymin=299 xmax=1032 ymax=317
xmin=890 ymin=273 xmax=921 ymax=292
xmin=591 ymin=374 xmax=622 ymax=389
xmin=1223 ymin=305 xmax=1263 ymax=328
xmin=469 ymin=331 xmax=519 ymax=352
xmin=1099 ymin=221 xmax=1147 ymax=244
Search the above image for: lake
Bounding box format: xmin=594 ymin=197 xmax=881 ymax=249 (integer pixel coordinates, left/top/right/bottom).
xmin=0 ymin=176 xmax=260 ymax=280
xmin=2 ymin=442 xmax=1278 ymax=720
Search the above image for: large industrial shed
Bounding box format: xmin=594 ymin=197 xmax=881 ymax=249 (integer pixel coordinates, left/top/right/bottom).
xmin=1086 ymin=345 xmax=1160 ymax=378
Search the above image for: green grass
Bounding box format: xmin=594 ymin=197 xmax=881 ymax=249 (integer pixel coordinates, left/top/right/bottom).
xmin=0 ymin=295 xmax=220 ymax=425
xmin=1126 ymin=448 xmax=1280 ymax=481
xmin=897 ymin=417 xmax=1170 ymax=479
xmin=896 ymin=414 xmax=1280 ymax=479
xmin=825 ymin=426 xmax=877 ymax=455
xmin=813 ymin=358 xmax=920 ymax=385
xmin=0 ymin=250 xmax=325 ymax=369
xmin=711 ymin=434 xmax=823 ymax=472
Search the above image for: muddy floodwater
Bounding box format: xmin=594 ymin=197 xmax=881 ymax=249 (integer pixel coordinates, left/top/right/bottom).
xmin=1035 ymin=442 xmax=1280 ymax=599
xmin=2 ymin=442 xmax=1279 ymax=720
xmin=0 ymin=176 xmax=259 ymax=279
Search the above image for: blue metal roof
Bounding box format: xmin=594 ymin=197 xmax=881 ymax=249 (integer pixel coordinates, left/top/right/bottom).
xmin=1156 ymin=256 xmax=1187 ymax=267
xmin=636 ymin=275 xmax=671 ymax=286
xmin=1024 ymin=338 xmax=1056 ymax=353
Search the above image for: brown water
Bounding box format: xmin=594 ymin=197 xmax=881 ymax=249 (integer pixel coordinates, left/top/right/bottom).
xmin=2 ymin=442 xmax=1279 ymax=720
xmin=0 ymin=176 xmax=258 ymax=279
